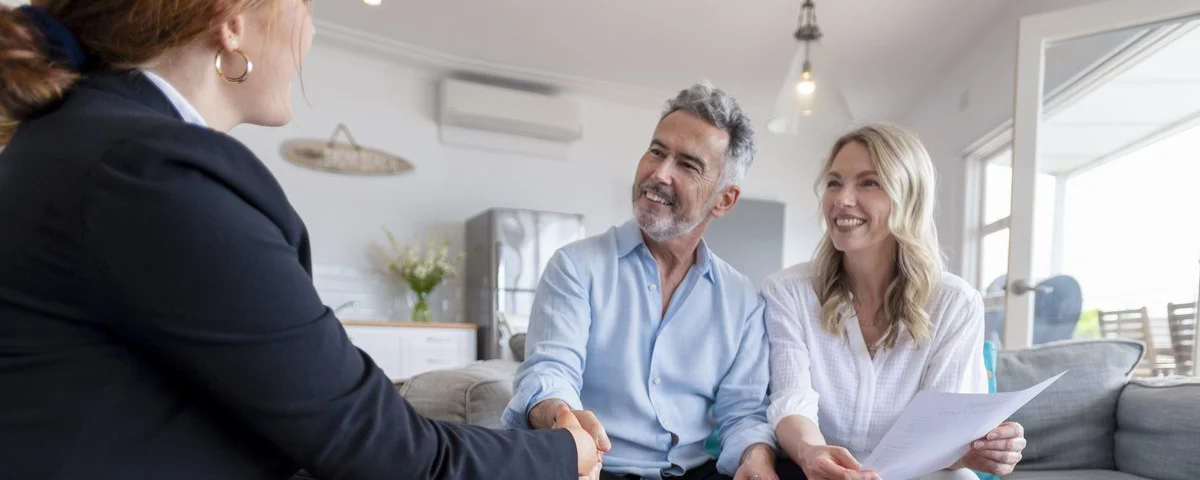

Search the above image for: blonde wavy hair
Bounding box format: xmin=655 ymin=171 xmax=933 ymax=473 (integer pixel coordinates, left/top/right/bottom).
xmin=811 ymin=123 xmax=944 ymax=349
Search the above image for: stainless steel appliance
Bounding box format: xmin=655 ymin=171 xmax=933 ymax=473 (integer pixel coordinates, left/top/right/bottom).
xmin=464 ymin=208 xmax=585 ymax=360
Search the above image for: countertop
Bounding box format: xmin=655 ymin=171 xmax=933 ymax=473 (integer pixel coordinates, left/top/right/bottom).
xmin=340 ymin=320 xmax=478 ymax=330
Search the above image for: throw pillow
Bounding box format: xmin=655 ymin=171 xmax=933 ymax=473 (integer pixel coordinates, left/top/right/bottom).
xmin=997 ymin=338 xmax=1143 ymax=471
xmin=509 ymin=333 xmax=526 ymax=362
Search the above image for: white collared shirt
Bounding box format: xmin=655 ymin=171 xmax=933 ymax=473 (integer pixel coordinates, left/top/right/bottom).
xmin=141 ymin=70 xmax=208 ymax=128
xmin=762 ymin=263 xmax=989 ymax=462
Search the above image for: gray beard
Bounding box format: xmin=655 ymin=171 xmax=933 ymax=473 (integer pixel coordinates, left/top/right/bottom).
xmin=634 ymin=192 xmax=717 ymax=242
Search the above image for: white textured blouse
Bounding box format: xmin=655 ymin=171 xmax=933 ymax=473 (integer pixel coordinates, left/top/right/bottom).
xmin=141 ymin=70 xmax=209 ymax=128
xmin=762 ymin=263 xmax=988 ymax=462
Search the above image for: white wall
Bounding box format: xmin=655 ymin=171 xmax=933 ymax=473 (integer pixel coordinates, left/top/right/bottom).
xmin=231 ymin=43 xmax=830 ymax=321
xmin=899 ymin=0 xmax=1131 ymax=277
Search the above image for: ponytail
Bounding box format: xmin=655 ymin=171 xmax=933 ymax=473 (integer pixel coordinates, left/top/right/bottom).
xmin=0 ymin=5 xmax=81 ymax=145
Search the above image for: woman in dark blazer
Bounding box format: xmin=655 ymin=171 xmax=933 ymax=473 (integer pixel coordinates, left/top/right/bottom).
xmin=0 ymin=1 xmax=600 ymax=479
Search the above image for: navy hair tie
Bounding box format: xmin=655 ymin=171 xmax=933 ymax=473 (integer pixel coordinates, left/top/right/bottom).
xmin=17 ymin=5 xmax=90 ymax=72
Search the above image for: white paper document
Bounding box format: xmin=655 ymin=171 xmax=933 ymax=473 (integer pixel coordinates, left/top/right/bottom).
xmin=862 ymin=371 xmax=1066 ymax=480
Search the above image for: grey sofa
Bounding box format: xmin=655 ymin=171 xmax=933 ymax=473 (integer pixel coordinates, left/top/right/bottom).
xmin=397 ymin=338 xmax=1199 ymax=480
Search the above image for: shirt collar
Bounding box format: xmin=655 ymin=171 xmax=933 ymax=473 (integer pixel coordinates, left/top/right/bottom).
xmin=615 ymin=219 xmax=645 ymax=257
xmin=140 ymin=70 xmax=209 ymax=128
xmin=615 ymin=219 xmax=715 ymax=281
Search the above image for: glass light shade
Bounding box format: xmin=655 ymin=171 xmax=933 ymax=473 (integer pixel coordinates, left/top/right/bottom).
xmin=767 ymin=41 xmax=855 ymax=136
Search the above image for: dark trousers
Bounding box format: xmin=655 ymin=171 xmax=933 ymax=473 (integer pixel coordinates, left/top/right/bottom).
xmin=600 ymin=457 xmax=806 ymax=480
xmin=294 ymin=458 xmax=807 ymax=480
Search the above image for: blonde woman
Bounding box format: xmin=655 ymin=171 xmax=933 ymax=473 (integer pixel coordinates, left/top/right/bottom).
xmin=764 ymin=124 xmax=1026 ymax=480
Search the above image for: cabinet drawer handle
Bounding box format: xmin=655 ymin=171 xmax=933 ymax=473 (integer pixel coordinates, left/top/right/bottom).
xmin=426 ymin=358 xmax=453 ymax=365
xmin=426 ymin=336 xmax=452 ymax=343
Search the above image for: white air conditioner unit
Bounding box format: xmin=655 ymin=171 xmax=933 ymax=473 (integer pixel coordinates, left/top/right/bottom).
xmin=438 ymin=78 xmax=582 ymax=142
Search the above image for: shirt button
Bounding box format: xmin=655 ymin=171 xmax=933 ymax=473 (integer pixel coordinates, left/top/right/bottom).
xmin=654 ymin=377 xmax=662 ymax=385
xmin=648 ymin=284 xmax=657 ymax=292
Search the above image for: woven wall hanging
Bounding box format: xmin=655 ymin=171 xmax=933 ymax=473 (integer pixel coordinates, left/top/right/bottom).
xmin=281 ymin=123 xmax=413 ymax=175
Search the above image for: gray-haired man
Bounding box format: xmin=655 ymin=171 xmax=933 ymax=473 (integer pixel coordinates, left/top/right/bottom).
xmin=501 ymin=82 xmax=783 ymax=480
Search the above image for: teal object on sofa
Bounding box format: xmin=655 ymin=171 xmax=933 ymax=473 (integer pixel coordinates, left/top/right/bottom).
xmin=704 ymin=405 xmax=721 ymax=458
xmin=983 ymin=339 xmax=997 ymax=393
xmin=705 ymin=427 xmax=721 ymax=458
xmin=975 ymin=340 xmax=1000 ymax=480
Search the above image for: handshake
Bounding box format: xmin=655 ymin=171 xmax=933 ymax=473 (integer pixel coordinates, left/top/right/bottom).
xmin=530 ymin=399 xmax=612 ymax=480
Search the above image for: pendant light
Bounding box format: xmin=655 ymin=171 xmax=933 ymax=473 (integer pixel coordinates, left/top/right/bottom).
xmin=767 ymin=0 xmax=854 ymax=135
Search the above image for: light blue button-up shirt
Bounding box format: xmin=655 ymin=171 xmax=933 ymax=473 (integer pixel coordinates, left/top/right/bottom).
xmin=501 ymin=220 xmax=775 ymax=478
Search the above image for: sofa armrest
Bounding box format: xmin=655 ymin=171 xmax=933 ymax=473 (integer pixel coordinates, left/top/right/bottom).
xmin=397 ymin=360 xmax=520 ymax=428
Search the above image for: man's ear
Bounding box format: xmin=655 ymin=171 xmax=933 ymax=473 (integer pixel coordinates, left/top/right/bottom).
xmin=708 ymin=185 xmax=741 ymax=219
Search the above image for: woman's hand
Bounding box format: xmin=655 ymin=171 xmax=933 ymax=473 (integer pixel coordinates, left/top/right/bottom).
xmin=579 ymin=461 xmax=602 ymax=480
xmin=799 ymin=445 xmax=880 ymax=480
xmin=958 ymin=422 xmax=1027 ymax=476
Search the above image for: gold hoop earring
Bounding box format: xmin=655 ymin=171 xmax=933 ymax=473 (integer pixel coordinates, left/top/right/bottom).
xmin=215 ymin=48 xmax=253 ymax=84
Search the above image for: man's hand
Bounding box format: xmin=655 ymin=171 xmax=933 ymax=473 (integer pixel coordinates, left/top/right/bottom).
xmin=798 ymin=445 xmax=880 ymax=480
xmin=531 ymin=399 xmax=612 ymax=455
xmin=553 ymin=404 xmax=602 ymax=477
xmin=734 ymin=443 xmax=779 ymax=480
xmin=957 ymin=422 xmax=1026 ymax=476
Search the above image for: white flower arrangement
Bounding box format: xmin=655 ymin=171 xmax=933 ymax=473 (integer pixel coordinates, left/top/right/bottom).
xmin=375 ymin=227 xmax=463 ymax=321
xmin=377 ymin=227 xmax=462 ymax=292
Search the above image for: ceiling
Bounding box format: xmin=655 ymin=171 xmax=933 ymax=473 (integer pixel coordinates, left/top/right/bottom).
xmin=983 ymin=18 xmax=1200 ymax=176
xmin=313 ymin=0 xmax=1018 ymax=121
xmin=1038 ymin=19 xmax=1200 ymax=175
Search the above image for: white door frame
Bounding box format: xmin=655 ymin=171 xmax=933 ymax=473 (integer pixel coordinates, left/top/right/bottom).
xmin=1005 ymin=0 xmax=1200 ymax=349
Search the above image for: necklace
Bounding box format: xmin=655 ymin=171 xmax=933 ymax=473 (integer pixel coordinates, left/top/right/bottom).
xmin=861 ymin=319 xmax=882 ymax=357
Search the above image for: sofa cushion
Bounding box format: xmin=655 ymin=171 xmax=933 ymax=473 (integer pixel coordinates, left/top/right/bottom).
xmin=996 ymin=339 xmax=1143 ymax=471
xmin=1006 ymin=470 xmax=1150 ymax=480
xmin=397 ymin=360 xmax=520 ymax=428
xmin=1115 ymin=376 xmax=1200 ymax=480
xmin=509 ymin=333 xmax=527 ymax=362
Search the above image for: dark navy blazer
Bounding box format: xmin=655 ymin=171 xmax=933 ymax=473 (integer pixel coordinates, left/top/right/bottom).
xmin=0 ymin=71 xmax=576 ymax=480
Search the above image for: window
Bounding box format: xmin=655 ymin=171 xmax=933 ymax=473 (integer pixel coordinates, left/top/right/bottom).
xmin=967 ymin=0 xmax=1200 ymax=376
xmin=1058 ymin=124 xmax=1200 ymax=317
xmin=970 ymin=122 xmax=1200 ymax=366
xmin=974 ymin=150 xmax=1059 ymax=293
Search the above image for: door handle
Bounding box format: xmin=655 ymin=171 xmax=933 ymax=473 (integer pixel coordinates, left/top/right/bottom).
xmin=1008 ymin=279 xmax=1053 ymax=296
